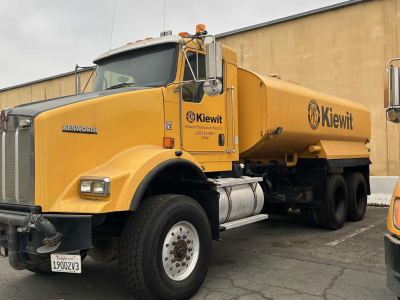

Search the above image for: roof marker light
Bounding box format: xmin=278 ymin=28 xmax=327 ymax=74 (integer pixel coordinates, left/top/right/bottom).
xmin=196 ymin=24 xmax=206 ymax=34
xmin=135 ymin=40 xmax=143 ymax=43
xmin=179 ymin=32 xmax=189 ymax=37
xmin=145 ymin=37 xmax=153 ymax=40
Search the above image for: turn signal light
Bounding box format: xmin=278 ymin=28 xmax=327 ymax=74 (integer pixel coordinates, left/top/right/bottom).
xmin=196 ymin=24 xmax=206 ymax=34
xmin=179 ymin=32 xmax=189 ymax=37
xmin=394 ymin=198 xmax=400 ymax=229
xmin=145 ymin=37 xmax=153 ymax=40
xmin=163 ymin=137 xmax=175 ymax=149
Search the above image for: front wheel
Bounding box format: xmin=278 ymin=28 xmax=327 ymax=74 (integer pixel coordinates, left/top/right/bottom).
xmin=119 ymin=194 xmax=212 ymax=300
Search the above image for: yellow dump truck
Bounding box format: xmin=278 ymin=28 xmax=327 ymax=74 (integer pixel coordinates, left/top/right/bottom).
xmin=0 ymin=25 xmax=371 ymax=300
xmin=384 ymin=59 xmax=400 ymax=299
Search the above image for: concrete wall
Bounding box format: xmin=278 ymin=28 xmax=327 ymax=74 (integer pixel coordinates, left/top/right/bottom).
xmin=0 ymin=70 xmax=94 ymax=108
xmin=217 ymin=0 xmax=399 ymax=176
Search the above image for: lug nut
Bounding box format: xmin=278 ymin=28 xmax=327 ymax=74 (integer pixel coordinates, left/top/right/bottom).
xmin=172 ymin=241 xmax=177 ymax=246
xmin=170 ymin=250 xmax=175 ymax=254
xmin=183 ymin=235 xmax=187 ymax=239
xmin=176 ymin=263 xmax=180 ymax=267
xmin=172 ymin=258 xmax=176 ymax=263
xmin=188 ymin=247 xmax=192 ymax=252
xmin=186 ymin=255 xmax=190 ymax=260
xmin=187 ymin=239 xmax=191 ymax=244
xmin=177 ymin=235 xmax=181 ymax=240
xmin=182 ymin=262 xmax=186 ymax=266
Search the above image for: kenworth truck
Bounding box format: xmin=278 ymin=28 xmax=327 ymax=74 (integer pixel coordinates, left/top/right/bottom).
xmin=0 ymin=25 xmax=371 ymax=300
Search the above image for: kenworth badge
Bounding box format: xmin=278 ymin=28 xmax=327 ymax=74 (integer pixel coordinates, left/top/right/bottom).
xmin=62 ymin=125 xmax=97 ymax=134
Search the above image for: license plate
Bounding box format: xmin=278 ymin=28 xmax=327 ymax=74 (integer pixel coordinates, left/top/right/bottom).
xmin=51 ymin=254 xmax=81 ymax=274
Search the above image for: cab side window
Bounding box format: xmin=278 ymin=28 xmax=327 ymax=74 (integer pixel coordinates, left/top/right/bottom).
xmin=182 ymin=52 xmax=206 ymax=103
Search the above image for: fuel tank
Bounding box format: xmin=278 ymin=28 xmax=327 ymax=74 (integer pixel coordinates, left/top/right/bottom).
xmin=237 ymin=68 xmax=371 ymax=159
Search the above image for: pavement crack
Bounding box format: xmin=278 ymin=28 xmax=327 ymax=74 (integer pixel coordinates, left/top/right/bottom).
xmin=323 ymin=267 xmax=345 ymax=300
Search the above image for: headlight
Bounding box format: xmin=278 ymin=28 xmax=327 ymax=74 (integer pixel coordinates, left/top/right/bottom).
xmin=79 ymin=177 xmax=110 ymax=197
xmin=394 ymin=198 xmax=400 ymax=229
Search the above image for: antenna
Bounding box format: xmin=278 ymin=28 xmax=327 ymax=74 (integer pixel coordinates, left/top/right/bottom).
xmin=163 ymin=0 xmax=166 ymax=32
xmin=109 ymin=0 xmax=117 ymax=50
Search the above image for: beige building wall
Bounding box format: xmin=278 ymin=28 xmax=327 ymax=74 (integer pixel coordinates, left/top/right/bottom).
xmin=217 ymin=0 xmax=398 ymax=176
xmin=0 ymin=70 xmax=94 ymax=109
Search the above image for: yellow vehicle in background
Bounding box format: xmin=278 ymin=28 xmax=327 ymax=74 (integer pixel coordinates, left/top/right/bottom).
xmin=384 ymin=59 xmax=400 ymax=299
xmin=0 ymin=25 xmax=371 ymax=300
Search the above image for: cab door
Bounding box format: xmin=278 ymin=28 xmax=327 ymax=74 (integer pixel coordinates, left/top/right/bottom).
xmin=181 ymin=51 xmax=227 ymax=153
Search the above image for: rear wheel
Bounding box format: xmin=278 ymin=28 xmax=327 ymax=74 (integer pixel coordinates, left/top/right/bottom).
xmin=317 ymin=173 xmax=348 ymax=230
xmin=300 ymin=208 xmax=320 ymax=227
xmin=119 ymin=194 xmax=212 ymax=300
xmin=345 ymin=172 xmax=367 ymax=221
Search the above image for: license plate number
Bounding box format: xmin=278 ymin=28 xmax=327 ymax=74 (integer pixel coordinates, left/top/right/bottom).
xmin=51 ymin=254 xmax=81 ymax=273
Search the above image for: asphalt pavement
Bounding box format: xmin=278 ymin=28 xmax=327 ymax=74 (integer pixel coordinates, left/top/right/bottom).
xmin=0 ymin=207 xmax=394 ymax=300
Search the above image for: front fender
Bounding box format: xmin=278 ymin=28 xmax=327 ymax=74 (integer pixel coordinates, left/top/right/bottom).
xmin=49 ymin=146 xmax=204 ymax=213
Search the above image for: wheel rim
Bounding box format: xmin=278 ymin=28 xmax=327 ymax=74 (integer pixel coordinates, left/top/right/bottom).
xmin=162 ymin=221 xmax=200 ymax=281
xmin=333 ymin=186 xmax=345 ymax=218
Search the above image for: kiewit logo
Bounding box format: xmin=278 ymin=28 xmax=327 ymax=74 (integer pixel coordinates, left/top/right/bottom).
xmin=321 ymin=106 xmax=353 ymax=130
xmin=186 ymin=111 xmax=223 ymax=124
xmin=308 ymin=100 xmax=320 ymax=130
xmin=308 ymin=100 xmax=354 ymax=131
xmin=186 ymin=111 xmax=195 ymax=123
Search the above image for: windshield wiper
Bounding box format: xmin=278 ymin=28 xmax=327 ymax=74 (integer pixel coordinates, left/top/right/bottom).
xmin=105 ymin=83 xmax=135 ymax=90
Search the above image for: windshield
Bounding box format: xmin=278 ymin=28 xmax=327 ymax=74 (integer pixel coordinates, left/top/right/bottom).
xmin=92 ymin=43 xmax=177 ymax=91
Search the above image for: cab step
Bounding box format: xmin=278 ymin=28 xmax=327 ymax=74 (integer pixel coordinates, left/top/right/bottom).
xmin=219 ymin=214 xmax=268 ymax=231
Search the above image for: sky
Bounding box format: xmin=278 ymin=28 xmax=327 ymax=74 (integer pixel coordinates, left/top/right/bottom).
xmin=0 ymin=0 xmax=346 ymax=89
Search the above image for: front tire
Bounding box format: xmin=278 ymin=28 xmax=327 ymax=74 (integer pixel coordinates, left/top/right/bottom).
xmin=317 ymin=173 xmax=348 ymax=230
xmin=119 ymin=194 xmax=212 ymax=300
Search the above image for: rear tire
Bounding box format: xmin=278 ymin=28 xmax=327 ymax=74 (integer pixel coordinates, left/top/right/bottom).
xmin=317 ymin=173 xmax=348 ymax=230
xmin=119 ymin=194 xmax=212 ymax=300
xmin=345 ymin=172 xmax=367 ymax=221
xmin=300 ymin=208 xmax=320 ymax=227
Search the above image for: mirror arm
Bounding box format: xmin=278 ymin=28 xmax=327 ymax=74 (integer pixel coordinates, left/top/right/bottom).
xmin=181 ymin=45 xmax=197 ymax=81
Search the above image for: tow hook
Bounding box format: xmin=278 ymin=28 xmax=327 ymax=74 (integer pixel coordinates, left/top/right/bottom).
xmin=0 ymin=213 xmax=61 ymax=270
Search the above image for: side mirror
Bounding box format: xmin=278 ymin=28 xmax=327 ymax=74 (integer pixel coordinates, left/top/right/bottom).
xmin=204 ymin=42 xmax=222 ymax=97
xmin=205 ymin=42 xmax=222 ymax=79
xmin=386 ymin=63 xmax=400 ymax=123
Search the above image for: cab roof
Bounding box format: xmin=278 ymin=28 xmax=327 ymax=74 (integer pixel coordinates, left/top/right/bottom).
xmin=93 ymin=35 xmax=184 ymax=64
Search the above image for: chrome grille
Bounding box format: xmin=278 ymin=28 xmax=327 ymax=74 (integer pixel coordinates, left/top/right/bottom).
xmin=5 ymin=132 xmax=15 ymax=200
xmin=0 ymin=117 xmax=34 ymax=206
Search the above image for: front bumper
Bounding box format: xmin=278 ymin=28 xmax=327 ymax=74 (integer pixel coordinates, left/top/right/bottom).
xmin=384 ymin=233 xmax=400 ymax=296
xmin=0 ymin=206 xmax=92 ymax=270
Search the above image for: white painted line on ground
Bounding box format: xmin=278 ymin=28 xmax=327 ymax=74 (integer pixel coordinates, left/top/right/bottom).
xmin=325 ymin=223 xmax=380 ymax=246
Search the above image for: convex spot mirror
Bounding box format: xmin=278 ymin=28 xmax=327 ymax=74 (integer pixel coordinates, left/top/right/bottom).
xmin=203 ymin=79 xmax=222 ymax=97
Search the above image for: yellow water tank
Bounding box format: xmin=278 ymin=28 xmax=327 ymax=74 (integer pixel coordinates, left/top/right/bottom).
xmin=237 ymin=68 xmax=371 ymax=159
